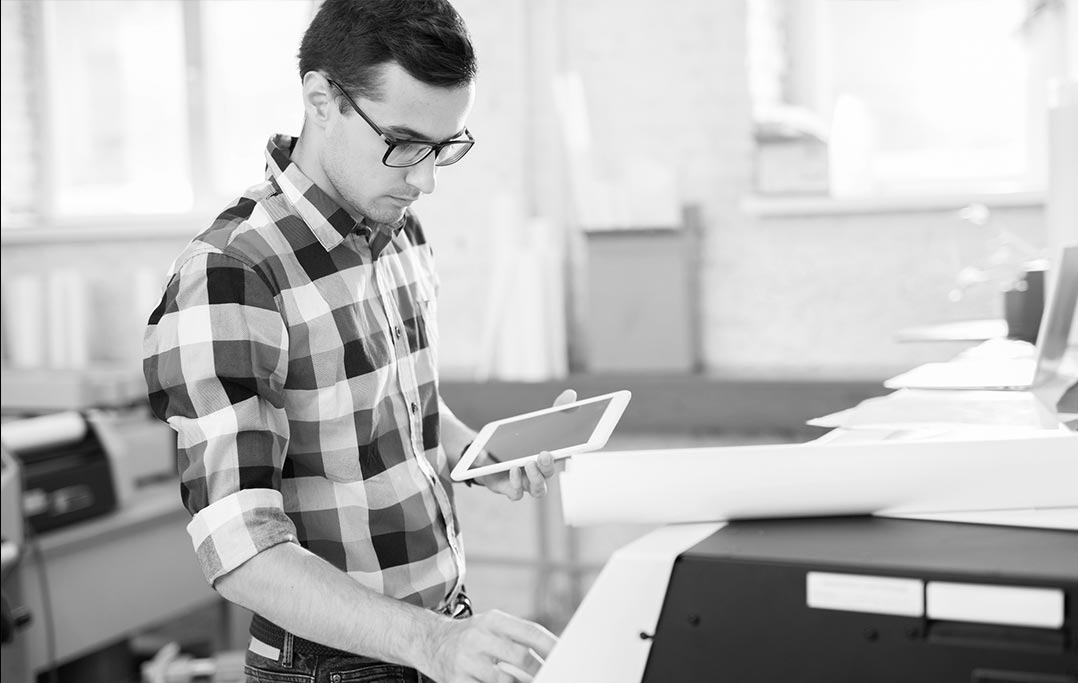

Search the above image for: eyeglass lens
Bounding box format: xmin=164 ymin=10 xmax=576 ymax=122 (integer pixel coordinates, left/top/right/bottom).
xmin=386 ymin=141 xmax=472 ymax=168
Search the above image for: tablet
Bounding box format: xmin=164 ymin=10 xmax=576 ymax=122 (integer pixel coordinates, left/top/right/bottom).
xmin=450 ymin=390 xmax=632 ymax=481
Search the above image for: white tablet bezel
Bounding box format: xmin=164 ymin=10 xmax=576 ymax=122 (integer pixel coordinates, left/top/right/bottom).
xmin=450 ymin=390 xmax=632 ymax=481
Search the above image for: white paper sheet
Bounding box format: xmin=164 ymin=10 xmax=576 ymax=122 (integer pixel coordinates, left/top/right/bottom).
xmin=884 ymin=507 xmax=1078 ymax=530
xmin=560 ymin=434 xmax=1078 ymax=526
xmin=534 ymin=523 xmax=723 ymax=683
xmin=807 ymin=389 xmax=1062 ymax=430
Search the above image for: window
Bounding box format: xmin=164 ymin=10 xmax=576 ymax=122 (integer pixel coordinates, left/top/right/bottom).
xmin=749 ymin=0 xmax=1056 ymax=199
xmin=43 ymin=1 xmax=192 ymax=215
xmin=1 ymin=0 xmax=315 ymax=227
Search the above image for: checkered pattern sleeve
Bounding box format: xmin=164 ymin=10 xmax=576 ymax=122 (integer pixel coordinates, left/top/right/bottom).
xmin=144 ymin=246 xmax=298 ymax=585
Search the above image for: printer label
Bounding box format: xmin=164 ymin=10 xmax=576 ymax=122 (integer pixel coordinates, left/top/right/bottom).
xmin=807 ymin=572 xmax=924 ymax=617
xmin=926 ymin=582 xmax=1064 ymax=629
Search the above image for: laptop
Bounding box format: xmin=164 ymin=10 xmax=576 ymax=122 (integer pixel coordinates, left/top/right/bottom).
xmin=884 ymin=244 xmax=1078 ymax=392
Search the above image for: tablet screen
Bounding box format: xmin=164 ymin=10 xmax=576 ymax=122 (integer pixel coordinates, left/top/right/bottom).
xmin=482 ymin=396 xmax=617 ymax=463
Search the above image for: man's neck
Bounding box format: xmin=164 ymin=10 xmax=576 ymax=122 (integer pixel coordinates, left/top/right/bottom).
xmin=291 ymin=127 xmax=364 ymax=224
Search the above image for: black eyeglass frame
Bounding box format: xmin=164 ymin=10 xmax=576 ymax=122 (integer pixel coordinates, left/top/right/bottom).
xmin=325 ymin=77 xmax=475 ymax=168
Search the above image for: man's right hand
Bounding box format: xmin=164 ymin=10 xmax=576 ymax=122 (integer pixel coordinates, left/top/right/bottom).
xmin=423 ymin=609 xmax=557 ymax=683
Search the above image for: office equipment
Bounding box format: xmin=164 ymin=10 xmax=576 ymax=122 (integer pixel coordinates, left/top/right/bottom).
xmin=541 ymin=286 xmax=1078 ymax=682
xmin=12 ymin=479 xmax=220 ymax=677
xmin=0 ymin=410 xmax=176 ymax=534
xmin=534 ymin=522 xmax=724 ymax=683
xmin=885 ymin=245 xmax=1078 ymax=391
xmin=88 ymin=409 xmax=177 ymax=505
xmin=1 ymin=412 xmax=118 ymax=535
xmin=642 ymin=518 xmax=1077 ymax=682
xmin=1 ymin=446 xmax=31 ymax=680
xmin=1 ymin=446 xmax=25 ymax=563
xmin=536 ymin=518 xmax=1078 ymax=683
xmin=1003 ymin=265 xmax=1047 ymax=344
xmin=806 ymin=388 xmax=1063 ymax=430
xmin=560 ymin=433 xmax=1078 ymax=526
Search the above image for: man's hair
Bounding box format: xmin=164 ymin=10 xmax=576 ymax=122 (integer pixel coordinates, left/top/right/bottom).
xmin=298 ymin=0 xmax=477 ymax=106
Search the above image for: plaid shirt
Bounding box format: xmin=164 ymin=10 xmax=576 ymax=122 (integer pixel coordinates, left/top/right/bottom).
xmin=143 ymin=135 xmax=465 ymax=611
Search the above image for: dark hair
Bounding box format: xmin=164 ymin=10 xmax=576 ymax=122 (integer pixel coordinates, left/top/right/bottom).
xmin=298 ymin=0 xmax=477 ymax=106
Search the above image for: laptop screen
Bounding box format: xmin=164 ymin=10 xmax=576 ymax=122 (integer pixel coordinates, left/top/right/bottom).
xmin=1033 ymin=244 xmax=1078 ymax=384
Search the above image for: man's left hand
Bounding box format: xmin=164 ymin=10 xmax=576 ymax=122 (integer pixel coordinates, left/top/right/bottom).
xmin=475 ymin=389 xmax=576 ymax=501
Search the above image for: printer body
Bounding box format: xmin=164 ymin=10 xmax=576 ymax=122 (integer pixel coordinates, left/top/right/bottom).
xmin=642 ymin=517 xmax=1077 ymax=682
xmin=1 ymin=409 xmax=176 ymax=535
xmin=12 ymin=416 xmax=117 ymax=534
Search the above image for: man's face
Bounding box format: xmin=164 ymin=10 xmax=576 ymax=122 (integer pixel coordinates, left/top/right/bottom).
xmin=322 ymin=62 xmax=475 ymax=225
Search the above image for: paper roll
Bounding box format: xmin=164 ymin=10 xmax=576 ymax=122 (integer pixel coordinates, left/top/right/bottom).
xmin=560 ymin=434 xmax=1078 ymax=526
xmin=0 ymin=411 xmax=88 ymax=453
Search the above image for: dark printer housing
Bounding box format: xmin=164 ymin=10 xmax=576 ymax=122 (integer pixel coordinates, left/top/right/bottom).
xmin=13 ymin=419 xmax=117 ymax=535
xmin=643 ymin=517 xmax=1077 ymax=683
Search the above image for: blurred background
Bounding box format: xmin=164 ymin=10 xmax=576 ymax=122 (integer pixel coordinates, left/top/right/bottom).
xmin=1 ymin=0 xmax=1076 ymax=681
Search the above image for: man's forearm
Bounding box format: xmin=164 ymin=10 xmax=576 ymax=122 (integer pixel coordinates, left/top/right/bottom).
xmin=438 ymin=398 xmax=477 ymax=467
xmin=215 ymin=542 xmax=447 ymax=672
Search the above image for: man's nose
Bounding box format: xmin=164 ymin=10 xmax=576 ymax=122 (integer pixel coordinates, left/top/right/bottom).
xmin=405 ymin=154 xmax=438 ymax=195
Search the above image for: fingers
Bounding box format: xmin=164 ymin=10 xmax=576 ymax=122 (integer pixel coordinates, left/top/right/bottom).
xmin=488 ymin=641 xmax=542 ymax=679
xmin=440 ymin=611 xmax=557 ymax=683
xmin=497 ymin=658 xmax=539 ymax=682
xmin=484 ymin=611 xmax=559 ymax=659
xmin=522 ymin=461 xmax=547 ymax=498
xmin=494 ymin=668 xmax=520 ymax=683
xmin=506 ymin=466 xmax=524 ymax=501
xmin=535 ymin=451 xmax=556 ymax=478
xmin=505 ymin=453 xmax=557 ymax=500
xmin=552 ymin=389 xmax=577 ymax=407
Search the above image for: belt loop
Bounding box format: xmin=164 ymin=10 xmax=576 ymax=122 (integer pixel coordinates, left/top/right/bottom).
xmin=281 ymin=631 xmax=294 ymax=667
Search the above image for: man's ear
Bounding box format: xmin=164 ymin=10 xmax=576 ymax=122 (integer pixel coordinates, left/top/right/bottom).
xmin=301 ymin=71 xmax=334 ymax=129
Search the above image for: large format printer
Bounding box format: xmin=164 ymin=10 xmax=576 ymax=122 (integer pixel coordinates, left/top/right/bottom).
xmin=538 ymin=516 xmax=1078 ymax=682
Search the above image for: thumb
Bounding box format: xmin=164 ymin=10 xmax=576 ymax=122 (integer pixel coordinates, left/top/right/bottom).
xmin=552 ymin=389 xmax=577 ymax=407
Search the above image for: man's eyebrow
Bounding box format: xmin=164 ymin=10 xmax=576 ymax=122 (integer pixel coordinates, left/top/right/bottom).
xmin=384 ymin=125 xmax=467 ymax=144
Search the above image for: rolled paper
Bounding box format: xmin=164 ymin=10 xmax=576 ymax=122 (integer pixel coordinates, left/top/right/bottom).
xmin=0 ymin=411 xmax=88 ymax=453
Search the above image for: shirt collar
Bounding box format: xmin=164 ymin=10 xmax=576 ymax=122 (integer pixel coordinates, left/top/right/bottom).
xmin=264 ymin=135 xmax=405 ymax=253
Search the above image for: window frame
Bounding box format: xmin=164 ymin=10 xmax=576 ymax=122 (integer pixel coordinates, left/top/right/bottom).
xmin=1 ymin=0 xmax=313 ymax=243
xmin=748 ymin=0 xmax=1049 ymax=208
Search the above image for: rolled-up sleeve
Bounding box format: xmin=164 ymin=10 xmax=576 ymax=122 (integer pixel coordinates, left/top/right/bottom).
xmin=143 ymin=247 xmax=297 ymax=585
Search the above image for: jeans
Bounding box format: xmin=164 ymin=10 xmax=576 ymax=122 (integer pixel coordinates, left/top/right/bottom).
xmin=245 ymin=646 xmax=435 ymax=683
xmin=244 ymin=595 xmax=472 ymax=683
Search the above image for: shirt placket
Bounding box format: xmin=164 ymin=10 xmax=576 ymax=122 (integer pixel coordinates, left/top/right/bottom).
xmin=373 ymin=254 xmax=466 ymax=589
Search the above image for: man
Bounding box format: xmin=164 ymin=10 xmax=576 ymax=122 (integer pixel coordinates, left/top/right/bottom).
xmin=143 ymin=2 xmax=568 ymax=681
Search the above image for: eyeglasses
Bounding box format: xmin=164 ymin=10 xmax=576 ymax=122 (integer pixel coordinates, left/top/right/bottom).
xmin=326 ymin=77 xmax=475 ymax=168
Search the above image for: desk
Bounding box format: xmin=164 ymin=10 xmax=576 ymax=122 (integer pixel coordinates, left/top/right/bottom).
xmin=3 ymin=481 xmax=219 ymax=681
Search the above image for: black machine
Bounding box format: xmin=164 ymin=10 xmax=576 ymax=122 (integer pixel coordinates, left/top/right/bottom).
xmin=6 ymin=415 xmax=117 ymax=535
xmin=643 ymin=517 xmax=1077 ymax=682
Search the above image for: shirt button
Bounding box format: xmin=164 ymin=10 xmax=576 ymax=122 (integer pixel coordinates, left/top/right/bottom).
xmin=411 ymin=402 xmax=419 ymax=414
xmin=395 ymin=325 xmax=402 ymax=339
